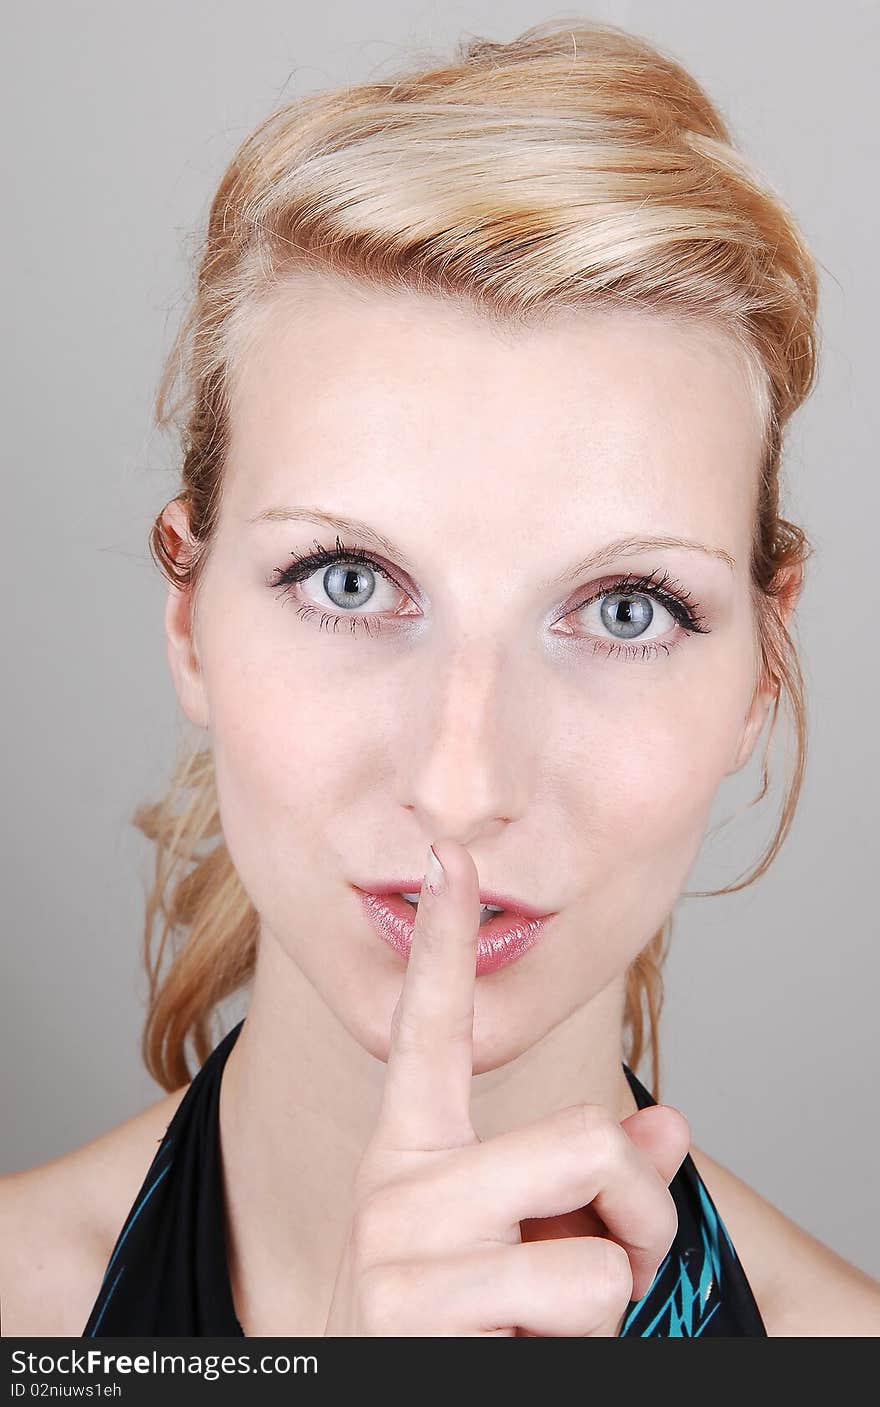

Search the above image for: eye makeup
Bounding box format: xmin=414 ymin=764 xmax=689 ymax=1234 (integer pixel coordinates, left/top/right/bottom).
xmin=267 ymin=534 xmax=712 ymax=662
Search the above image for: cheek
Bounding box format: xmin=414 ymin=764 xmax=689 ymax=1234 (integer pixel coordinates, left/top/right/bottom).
xmin=202 ymin=634 xmax=366 ymax=907
xmin=571 ymin=647 xmax=757 ymax=897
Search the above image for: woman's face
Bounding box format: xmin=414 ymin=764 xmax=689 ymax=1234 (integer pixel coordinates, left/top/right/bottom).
xmin=165 ymin=272 xmax=777 ymax=1073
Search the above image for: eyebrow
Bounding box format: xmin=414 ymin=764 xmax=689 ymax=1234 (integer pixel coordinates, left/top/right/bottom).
xmin=248 ymin=505 xmax=736 ymax=580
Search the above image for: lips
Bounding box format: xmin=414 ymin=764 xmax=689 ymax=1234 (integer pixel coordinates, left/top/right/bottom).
xmin=355 ymin=880 xmax=553 ymax=922
xmin=354 ymin=886 xmax=556 ymax=976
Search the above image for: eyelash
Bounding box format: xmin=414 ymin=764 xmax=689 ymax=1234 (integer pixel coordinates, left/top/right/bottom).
xmin=268 ymin=535 xmax=711 ymax=662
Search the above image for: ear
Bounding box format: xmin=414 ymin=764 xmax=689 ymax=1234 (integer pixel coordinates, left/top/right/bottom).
xmin=162 ymin=499 xmax=210 ymax=731
xmin=727 ymin=561 xmax=804 ymax=776
xmin=727 ymin=675 xmax=776 ymax=776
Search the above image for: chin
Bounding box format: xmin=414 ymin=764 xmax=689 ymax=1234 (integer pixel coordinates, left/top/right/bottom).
xmin=334 ymin=963 xmax=553 ymax=1076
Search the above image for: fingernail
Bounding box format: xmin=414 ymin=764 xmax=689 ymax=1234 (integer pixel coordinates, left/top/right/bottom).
xmin=424 ymin=843 xmax=447 ymax=897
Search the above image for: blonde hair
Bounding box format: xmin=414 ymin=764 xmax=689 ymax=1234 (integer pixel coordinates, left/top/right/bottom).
xmin=136 ymin=18 xmax=819 ymax=1100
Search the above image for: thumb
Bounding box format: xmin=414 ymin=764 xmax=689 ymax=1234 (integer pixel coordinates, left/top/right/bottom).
xmin=621 ymin=1104 xmax=692 ymax=1185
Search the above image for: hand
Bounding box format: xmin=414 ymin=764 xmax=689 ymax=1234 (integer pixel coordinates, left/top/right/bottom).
xmin=323 ymin=838 xmax=691 ymax=1336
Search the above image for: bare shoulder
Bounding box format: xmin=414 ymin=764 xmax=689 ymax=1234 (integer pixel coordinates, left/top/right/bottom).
xmin=689 ymin=1141 xmax=880 ymax=1337
xmin=0 ymin=1084 xmax=189 ymax=1337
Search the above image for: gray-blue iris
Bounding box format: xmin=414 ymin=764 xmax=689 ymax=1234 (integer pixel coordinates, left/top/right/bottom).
xmin=324 ymin=564 xmax=375 ymax=609
xmin=600 ymin=593 xmax=653 ymax=639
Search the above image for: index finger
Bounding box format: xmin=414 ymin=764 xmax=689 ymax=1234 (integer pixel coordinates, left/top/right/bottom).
xmin=373 ymin=839 xmax=482 ymax=1153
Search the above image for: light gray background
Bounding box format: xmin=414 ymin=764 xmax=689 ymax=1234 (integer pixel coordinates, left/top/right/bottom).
xmin=3 ymin=0 xmax=878 ymax=1282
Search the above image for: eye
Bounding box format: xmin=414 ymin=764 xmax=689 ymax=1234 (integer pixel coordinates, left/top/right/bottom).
xmin=269 ymin=541 xmax=710 ymax=660
xmin=269 ymin=537 xmax=415 ymax=637
xmin=558 ymin=568 xmax=710 ymax=661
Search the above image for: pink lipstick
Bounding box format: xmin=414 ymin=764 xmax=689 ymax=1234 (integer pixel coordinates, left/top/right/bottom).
xmin=354 ymin=885 xmax=556 ymax=976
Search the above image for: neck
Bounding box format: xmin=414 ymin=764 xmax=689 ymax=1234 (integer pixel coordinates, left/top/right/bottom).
xmin=218 ymin=930 xmax=642 ymax=1335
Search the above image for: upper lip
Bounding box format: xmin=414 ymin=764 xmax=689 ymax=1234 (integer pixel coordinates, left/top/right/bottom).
xmin=354 ymin=880 xmax=555 ymax=921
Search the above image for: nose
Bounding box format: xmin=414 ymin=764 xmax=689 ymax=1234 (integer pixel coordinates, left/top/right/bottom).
xmin=396 ymin=637 xmax=536 ymax=843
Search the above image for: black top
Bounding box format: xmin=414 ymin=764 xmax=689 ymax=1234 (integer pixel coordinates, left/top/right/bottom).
xmin=82 ymin=1019 xmax=768 ymax=1337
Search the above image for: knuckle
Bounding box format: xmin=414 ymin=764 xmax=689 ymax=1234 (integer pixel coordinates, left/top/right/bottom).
xmin=390 ymin=998 xmax=437 ymax=1045
xmin=393 ymin=1005 xmax=474 ymax=1057
xmin=634 ymin=1178 xmax=679 ymax=1261
xmin=388 ymin=1004 xmax=429 ymax=1055
xmin=562 ymin=1102 xmax=620 ymax=1166
xmin=662 ymin=1104 xmax=692 ymax=1148
xmin=677 ymin=1111 xmax=692 ymax=1147
xmin=387 ymin=1006 xmax=421 ymax=1054
xmin=358 ymin=1261 xmax=406 ymax=1333
xmin=348 ymin=1185 xmax=399 ymax=1262
xmin=595 ymin=1238 xmax=634 ymax=1307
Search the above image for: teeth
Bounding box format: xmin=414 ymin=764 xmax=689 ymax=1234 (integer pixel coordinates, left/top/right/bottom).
xmin=397 ymin=892 xmax=506 ymax=925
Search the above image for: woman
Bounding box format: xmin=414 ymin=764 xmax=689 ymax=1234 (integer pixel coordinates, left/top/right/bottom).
xmin=2 ymin=18 xmax=879 ymax=1338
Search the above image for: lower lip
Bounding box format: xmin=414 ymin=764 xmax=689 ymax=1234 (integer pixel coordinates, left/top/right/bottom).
xmin=355 ymin=889 xmax=554 ymax=976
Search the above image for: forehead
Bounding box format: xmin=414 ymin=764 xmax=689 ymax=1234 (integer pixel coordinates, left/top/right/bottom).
xmin=224 ymin=271 xmax=763 ymax=529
